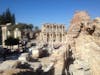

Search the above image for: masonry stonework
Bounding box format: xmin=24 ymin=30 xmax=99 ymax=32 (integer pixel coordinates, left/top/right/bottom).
xmin=38 ymin=23 xmax=66 ymax=47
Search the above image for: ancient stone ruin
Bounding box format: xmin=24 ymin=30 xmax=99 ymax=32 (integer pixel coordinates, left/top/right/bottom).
xmin=0 ymin=11 xmax=100 ymax=75
xmin=37 ymin=23 xmax=66 ymax=48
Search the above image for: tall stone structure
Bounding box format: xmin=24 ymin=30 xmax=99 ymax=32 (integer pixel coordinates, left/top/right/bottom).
xmin=67 ymin=11 xmax=91 ymax=38
xmin=1 ymin=25 xmax=8 ymax=47
xmin=1 ymin=25 xmax=22 ymax=47
xmin=14 ymin=28 xmax=21 ymax=39
xmin=38 ymin=23 xmax=66 ymax=46
xmin=66 ymin=11 xmax=100 ymax=75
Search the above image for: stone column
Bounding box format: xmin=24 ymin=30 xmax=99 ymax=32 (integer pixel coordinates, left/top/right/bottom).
xmin=1 ymin=26 xmax=7 ymax=47
xmin=43 ymin=32 xmax=46 ymax=43
xmin=57 ymin=26 xmax=59 ymax=42
xmin=52 ymin=25 xmax=53 ymax=48
xmin=49 ymin=33 xmax=51 ymax=44
xmin=62 ymin=25 xmax=63 ymax=43
xmin=56 ymin=25 xmax=57 ymax=42
xmin=46 ymin=32 xmax=47 ymax=43
xmin=14 ymin=28 xmax=21 ymax=39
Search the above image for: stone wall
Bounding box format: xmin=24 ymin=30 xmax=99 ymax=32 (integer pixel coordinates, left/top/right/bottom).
xmin=66 ymin=11 xmax=100 ymax=75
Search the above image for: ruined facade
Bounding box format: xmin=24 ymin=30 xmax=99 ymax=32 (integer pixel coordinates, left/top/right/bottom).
xmin=1 ymin=25 xmax=21 ymax=47
xmin=38 ymin=23 xmax=66 ymax=45
xmin=67 ymin=11 xmax=91 ymax=38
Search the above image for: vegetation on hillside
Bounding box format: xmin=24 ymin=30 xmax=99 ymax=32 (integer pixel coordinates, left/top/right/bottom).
xmin=7 ymin=23 xmax=33 ymax=31
xmin=0 ymin=8 xmax=15 ymax=25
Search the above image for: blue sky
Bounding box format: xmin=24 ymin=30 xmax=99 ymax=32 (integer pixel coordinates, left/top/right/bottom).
xmin=0 ymin=0 xmax=100 ymax=28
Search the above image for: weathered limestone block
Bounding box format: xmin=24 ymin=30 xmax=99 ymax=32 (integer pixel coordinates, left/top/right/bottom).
xmin=0 ymin=60 xmax=21 ymax=71
xmin=18 ymin=53 xmax=31 ymax=62
xmin=43 ymin=62 xmax=54 ymax=72
xmin=50 ymin=45 xmax=68 ymax=75
xmin=29 ymin=62 xmax=42 ymax=71
xmin=1 ymin=69 xmax=34 ymax=75
xmin=32 ymin=49 xmax=40 ymax=59
xmin=69 ymin=34 xmax=100 ymax=75
xmin=93 ymin=17 xmax=100 ymax=37
xmin=69 ymin=60 xmax=91 ymax=75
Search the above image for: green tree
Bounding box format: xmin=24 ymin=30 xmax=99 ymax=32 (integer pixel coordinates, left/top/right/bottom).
xmin=0 ymin=15 xmax=2 ymax=24
xmin=5 ymin=8 xmax=12 ymax=23
xmin=15 ymin=23 xmax=33 ymax=30
xmin=5 ymin=37 xmax=19 ymax=49
xmin=34 ymin=26 xmax=39 ymax=31
xmin=29 ymin=24 xmax=33 ymax=30
xmin=0 ymin=8 xmax=16 ymax=25
xmin=0 ymin=13 xmax=6 ymax=24
xmin=11 ymin=14 xmax=15 ymax=24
